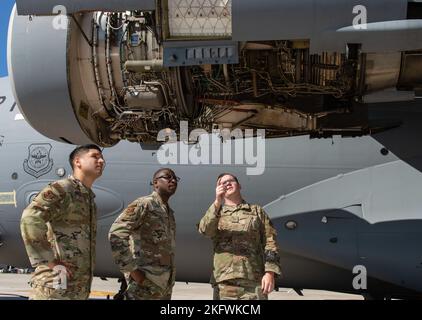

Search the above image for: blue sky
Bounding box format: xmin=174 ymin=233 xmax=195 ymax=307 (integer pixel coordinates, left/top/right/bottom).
xmin=0 ymin=0 xmax=15 ymax=77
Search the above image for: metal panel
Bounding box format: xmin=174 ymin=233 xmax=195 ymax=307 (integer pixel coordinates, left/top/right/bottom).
xmin=16 ymin=0 xmax=155 ymax=15
xmin=232 ymin=0 xmax=410 ymax=53
xmin=163 ymin=41 xmax=238 ymax=66
xmin=167 ymin=0 xmax=232 ymax=38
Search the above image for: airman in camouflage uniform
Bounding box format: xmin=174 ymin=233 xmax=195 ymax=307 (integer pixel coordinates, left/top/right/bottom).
xmin=20 ymin=145 xmax=105 ymax=300
xmin=198 ymin=173 xmax=282 ymax=300
xmin=109 ymin=168 xmax=178 ymax=300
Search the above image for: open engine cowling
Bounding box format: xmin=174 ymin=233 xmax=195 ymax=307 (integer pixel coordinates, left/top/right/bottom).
xmin=8 ymin=0 xmax=422 ymax=145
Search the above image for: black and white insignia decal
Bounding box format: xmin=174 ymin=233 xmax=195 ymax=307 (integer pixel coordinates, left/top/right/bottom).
xmin=23 ymin=143 xmax=54 ymax=178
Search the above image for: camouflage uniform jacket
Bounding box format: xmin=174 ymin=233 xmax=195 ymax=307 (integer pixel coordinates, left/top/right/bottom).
xmin=198 ymin=202 xmax=281 ymax=283
xmin=20 ymin=176 xmax=97 ymax=299
xmin=108 ymin=191 xmax=176 ymax=290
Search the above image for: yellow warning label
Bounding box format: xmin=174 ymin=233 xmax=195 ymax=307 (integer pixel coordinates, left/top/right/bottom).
xmin=0 ymin=191 xmax=17 ymax=207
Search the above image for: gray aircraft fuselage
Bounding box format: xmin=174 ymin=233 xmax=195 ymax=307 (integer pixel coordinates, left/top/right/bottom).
xmin=3 ymin=74 xmax=422 ymax=298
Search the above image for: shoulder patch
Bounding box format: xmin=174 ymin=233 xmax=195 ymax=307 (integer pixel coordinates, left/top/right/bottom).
xmin=42 ymin=190 xmax=58 ymax=202
xmin=125 ymin=205 xmax=137 ymax=215
xmin=51 ymin=182 xmax=66 ymax=195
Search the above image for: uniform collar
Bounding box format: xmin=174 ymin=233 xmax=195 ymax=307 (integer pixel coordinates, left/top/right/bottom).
xmin=69 ymin=175 xmax=96 ymax=199
xmin=151 ymin=191 xmax=174 ymax=214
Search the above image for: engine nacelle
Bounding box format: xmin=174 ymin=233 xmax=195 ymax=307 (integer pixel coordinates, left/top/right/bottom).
xmin=8 ymin=0 xmax=422 ymax=145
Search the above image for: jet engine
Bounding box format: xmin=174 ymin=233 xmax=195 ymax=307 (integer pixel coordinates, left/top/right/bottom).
xmin=8 ymin=0 xmax=422 ymax=145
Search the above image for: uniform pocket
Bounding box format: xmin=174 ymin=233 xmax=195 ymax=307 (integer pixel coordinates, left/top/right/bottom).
xmin=226 ymin=211 xmax=259 ymax=233
xmin=237 ymin=216 xmax=255 ymax=232
xmin=245 ymin=215 xmax=260 ymax=232
xmin=218 ymin=215 xmax=252 ymax=232
xmin=31 ymin=284 xmax=68 ymax=300
xmin=125 ymin=278 xmax=163 ymax=300
xmin=65 ymin=203 xmax=90 ymax=225
xmin=125 ymin=279 xmax=148 ymax=298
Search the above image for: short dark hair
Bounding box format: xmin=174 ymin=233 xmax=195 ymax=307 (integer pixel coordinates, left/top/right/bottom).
xmin=153 ymin=168 xmax=176 ymax=180
xmin=69 ymin=144 xmax=102 ymax=170
xmin=216 ymin=173 xmax=239 ymax=184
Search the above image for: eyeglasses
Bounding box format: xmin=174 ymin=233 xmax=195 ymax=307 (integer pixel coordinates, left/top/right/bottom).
xmin=156 ymin=175 xmax=181 ymax=182
xmin=220 ymin=179 xmax=237 ymax=186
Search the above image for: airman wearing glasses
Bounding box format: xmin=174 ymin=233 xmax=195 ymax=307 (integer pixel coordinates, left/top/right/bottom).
xmin=108 ymin=168 xmax=179 ymax=300
xmin=198 ymin=173 xmax=282 ymax=300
